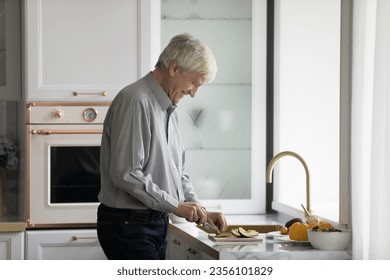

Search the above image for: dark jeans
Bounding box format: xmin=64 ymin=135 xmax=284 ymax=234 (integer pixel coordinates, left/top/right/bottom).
xmin=97 ymin=203 xmax=169 ymax=260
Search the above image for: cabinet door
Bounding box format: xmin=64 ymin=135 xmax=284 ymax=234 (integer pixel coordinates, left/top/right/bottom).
xmin=166 ymin=233 xmax=186 ymax=260
xmin=0 ymin=0 xmax=21 ymax=101
xmin=161 ymin=0 xmax=267 ymax=214
xmin=24 ymin=0 xmax=139 ymax=101
xmin=0 ymin=232 xmax=24 ymax=260
xmin=25 ymin=229 xmax=106 ymax=260
xmin=183 ymin=241 xmax=203 ymax=260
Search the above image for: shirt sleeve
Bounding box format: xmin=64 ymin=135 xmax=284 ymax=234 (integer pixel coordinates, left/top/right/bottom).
xmin=108 ymin=98 xmax=179 ymax=213
xmin=181 ymin=150 xmax=201 ymax=204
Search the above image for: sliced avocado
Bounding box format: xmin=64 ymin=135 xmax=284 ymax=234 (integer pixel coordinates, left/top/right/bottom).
xmin=230 ymin=228 xmax=242 ymax=237
xmin=216 ymin=232 xmax=234 ymax=238
xmin=238 ymin=227 xmax=259 ymax=238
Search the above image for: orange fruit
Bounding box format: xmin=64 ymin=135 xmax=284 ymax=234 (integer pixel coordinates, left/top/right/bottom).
xmin=318 ymin=221 xmax=333 ymax=229
xmin=307 ymin=222 xmax=318 ymax=230
xmin=280 ymin=226 xmax=289 ymax=235
xmin=289 ymin=222 xmax=308 ymax=241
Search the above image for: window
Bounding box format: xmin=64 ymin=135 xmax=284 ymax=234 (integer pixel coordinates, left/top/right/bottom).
xmin=273 ymin=0 xmax=347 ymax=224
xmin=158 ymin=0 xmax=348 ymax=221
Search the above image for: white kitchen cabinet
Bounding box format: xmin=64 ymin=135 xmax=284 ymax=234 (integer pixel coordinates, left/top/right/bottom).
xmin=0 ymin=231 xmax=24 ymax=260
xmin=166 ymin=231 xmax=216 ymax=260
xmin=25 ymin=229 xmax=106 ymax=260
xmin=166 ymin=232 xmax=186 ymax=259
xmin=0 ymin=0 xmax=21 ymax=101
xmin=23 ymin=0 xmax=159 ymax=101
xmin=183 ymin=241 xmax=210 ymax=260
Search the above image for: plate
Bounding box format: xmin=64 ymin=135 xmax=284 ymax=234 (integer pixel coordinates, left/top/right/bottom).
xmin=266 ymin=231 xmax=283 ymax=237
xmin=208 ymin=234 xmax=263 ymax=243
xmin=278 ymin=235 xmax=312 ymax=246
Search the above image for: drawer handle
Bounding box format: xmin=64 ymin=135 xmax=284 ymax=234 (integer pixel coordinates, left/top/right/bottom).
xmin=73 ymin=91 xmax=107 ymax=96
xmin=186 ymin=248 xmax=197 ymax=255
xmin=72 ymin=236 xmax=98 ymax=241
xmin=173 ymin=239 xmax=181 ymax=246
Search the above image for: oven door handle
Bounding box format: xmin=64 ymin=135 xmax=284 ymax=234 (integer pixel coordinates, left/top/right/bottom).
xmin=31 ymin=129 xmax=102 ymax=135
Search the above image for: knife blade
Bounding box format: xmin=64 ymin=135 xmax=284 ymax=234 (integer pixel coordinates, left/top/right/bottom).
xmin=202 ymin=222 xmax=220 ymax=234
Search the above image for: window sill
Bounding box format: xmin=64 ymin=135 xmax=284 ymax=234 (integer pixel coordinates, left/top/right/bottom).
xmin=272 ymin=201 xmax=347 ymax=229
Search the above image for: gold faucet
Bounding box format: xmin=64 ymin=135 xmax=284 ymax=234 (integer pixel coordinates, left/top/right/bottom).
xmin=266 ymin=151 xmax=312 ymax=215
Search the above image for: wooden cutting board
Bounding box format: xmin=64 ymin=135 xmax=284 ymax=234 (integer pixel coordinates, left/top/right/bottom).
xmin=208 ymin=234 xmax=263 ymax=243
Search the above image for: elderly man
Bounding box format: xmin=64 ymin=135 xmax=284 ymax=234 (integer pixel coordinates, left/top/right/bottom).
xmin=97 ymin=33 xmax=227 ymax=260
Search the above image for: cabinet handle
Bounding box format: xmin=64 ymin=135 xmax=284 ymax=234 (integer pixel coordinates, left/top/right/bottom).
xmin=73 ymin=91 xmax=107 ymax=96
xmin=186 ymin=248 xmax=197 ymax=255
xmin=173 ymin=239 xmax=181 ymax=246
xmin=72 ymin=236 xmax=98 ymax=241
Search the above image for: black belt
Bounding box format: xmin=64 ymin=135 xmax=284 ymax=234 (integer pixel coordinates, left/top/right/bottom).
xmin=99 ymin=203 xmax=169 ymax=219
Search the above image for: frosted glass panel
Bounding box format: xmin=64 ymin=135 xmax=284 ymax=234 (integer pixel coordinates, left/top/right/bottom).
xmin=162 ymin=0 xmax=252 ymax=199
xmin=178 ymin=85 xmax=251 ymax=149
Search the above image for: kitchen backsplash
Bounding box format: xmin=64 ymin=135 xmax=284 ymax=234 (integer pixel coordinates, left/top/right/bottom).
xmin=0 ymin=0 xmax=5 ymax=86
xmin=0 ymin=102 xmax=17 ymax=140
xmin=0 ymin=101 xmax=19 ymax=217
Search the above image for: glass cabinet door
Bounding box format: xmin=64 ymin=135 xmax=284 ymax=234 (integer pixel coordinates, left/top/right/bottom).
xmin=161 ymin=0 xmax=267 ymax=214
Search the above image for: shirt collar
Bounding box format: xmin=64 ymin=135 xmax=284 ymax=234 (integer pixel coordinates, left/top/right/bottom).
xmin=145 ymin=72 xmax=174 ymax=112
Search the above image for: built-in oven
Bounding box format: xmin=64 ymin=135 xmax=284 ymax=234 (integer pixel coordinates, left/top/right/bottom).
xmin=25 ymin=102 xmax=110 ymax=228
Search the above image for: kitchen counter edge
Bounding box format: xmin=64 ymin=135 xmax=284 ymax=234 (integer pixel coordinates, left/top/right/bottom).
xmin=0 ymin=221 xmax=26 ymax=232
xmin=168 ymin=215 xmax=352 ymax=260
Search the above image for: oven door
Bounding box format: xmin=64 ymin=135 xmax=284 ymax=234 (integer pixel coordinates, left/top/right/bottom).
xmin=27 ymin=124 xmax=103 ymax=228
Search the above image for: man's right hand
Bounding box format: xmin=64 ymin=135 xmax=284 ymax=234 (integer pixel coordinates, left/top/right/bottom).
xmin=174 ymin=202 xmax=207 ymax=225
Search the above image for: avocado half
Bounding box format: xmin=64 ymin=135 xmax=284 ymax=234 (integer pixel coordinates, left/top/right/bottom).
xmin=285 ymin=218 xmax=304 ymax=228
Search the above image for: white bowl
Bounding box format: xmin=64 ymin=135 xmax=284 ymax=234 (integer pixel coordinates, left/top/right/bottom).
xmin=308 ymin=229 xmax=352 ymax=250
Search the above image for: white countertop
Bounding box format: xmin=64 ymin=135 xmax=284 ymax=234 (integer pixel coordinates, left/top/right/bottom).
xmin=169 ymin=215 xmax=352 ymax=260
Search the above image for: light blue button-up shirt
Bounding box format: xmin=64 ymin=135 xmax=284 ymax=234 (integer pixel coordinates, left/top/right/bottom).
xmin=98 ymin=73 xmax=200 ymax=213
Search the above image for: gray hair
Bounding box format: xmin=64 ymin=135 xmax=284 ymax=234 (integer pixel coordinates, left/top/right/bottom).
xmin=155 ymin=33 xmax=217 ymax=84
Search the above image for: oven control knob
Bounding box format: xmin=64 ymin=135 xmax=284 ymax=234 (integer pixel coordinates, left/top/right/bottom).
xmin=83 ymin=108 xmax=98 ymax=122
xmin=53 ymin=109 xmax=64 ymax=119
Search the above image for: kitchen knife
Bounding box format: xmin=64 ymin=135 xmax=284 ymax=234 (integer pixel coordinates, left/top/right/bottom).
xmin=202 ymin=222 xmax=220 ymax=234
